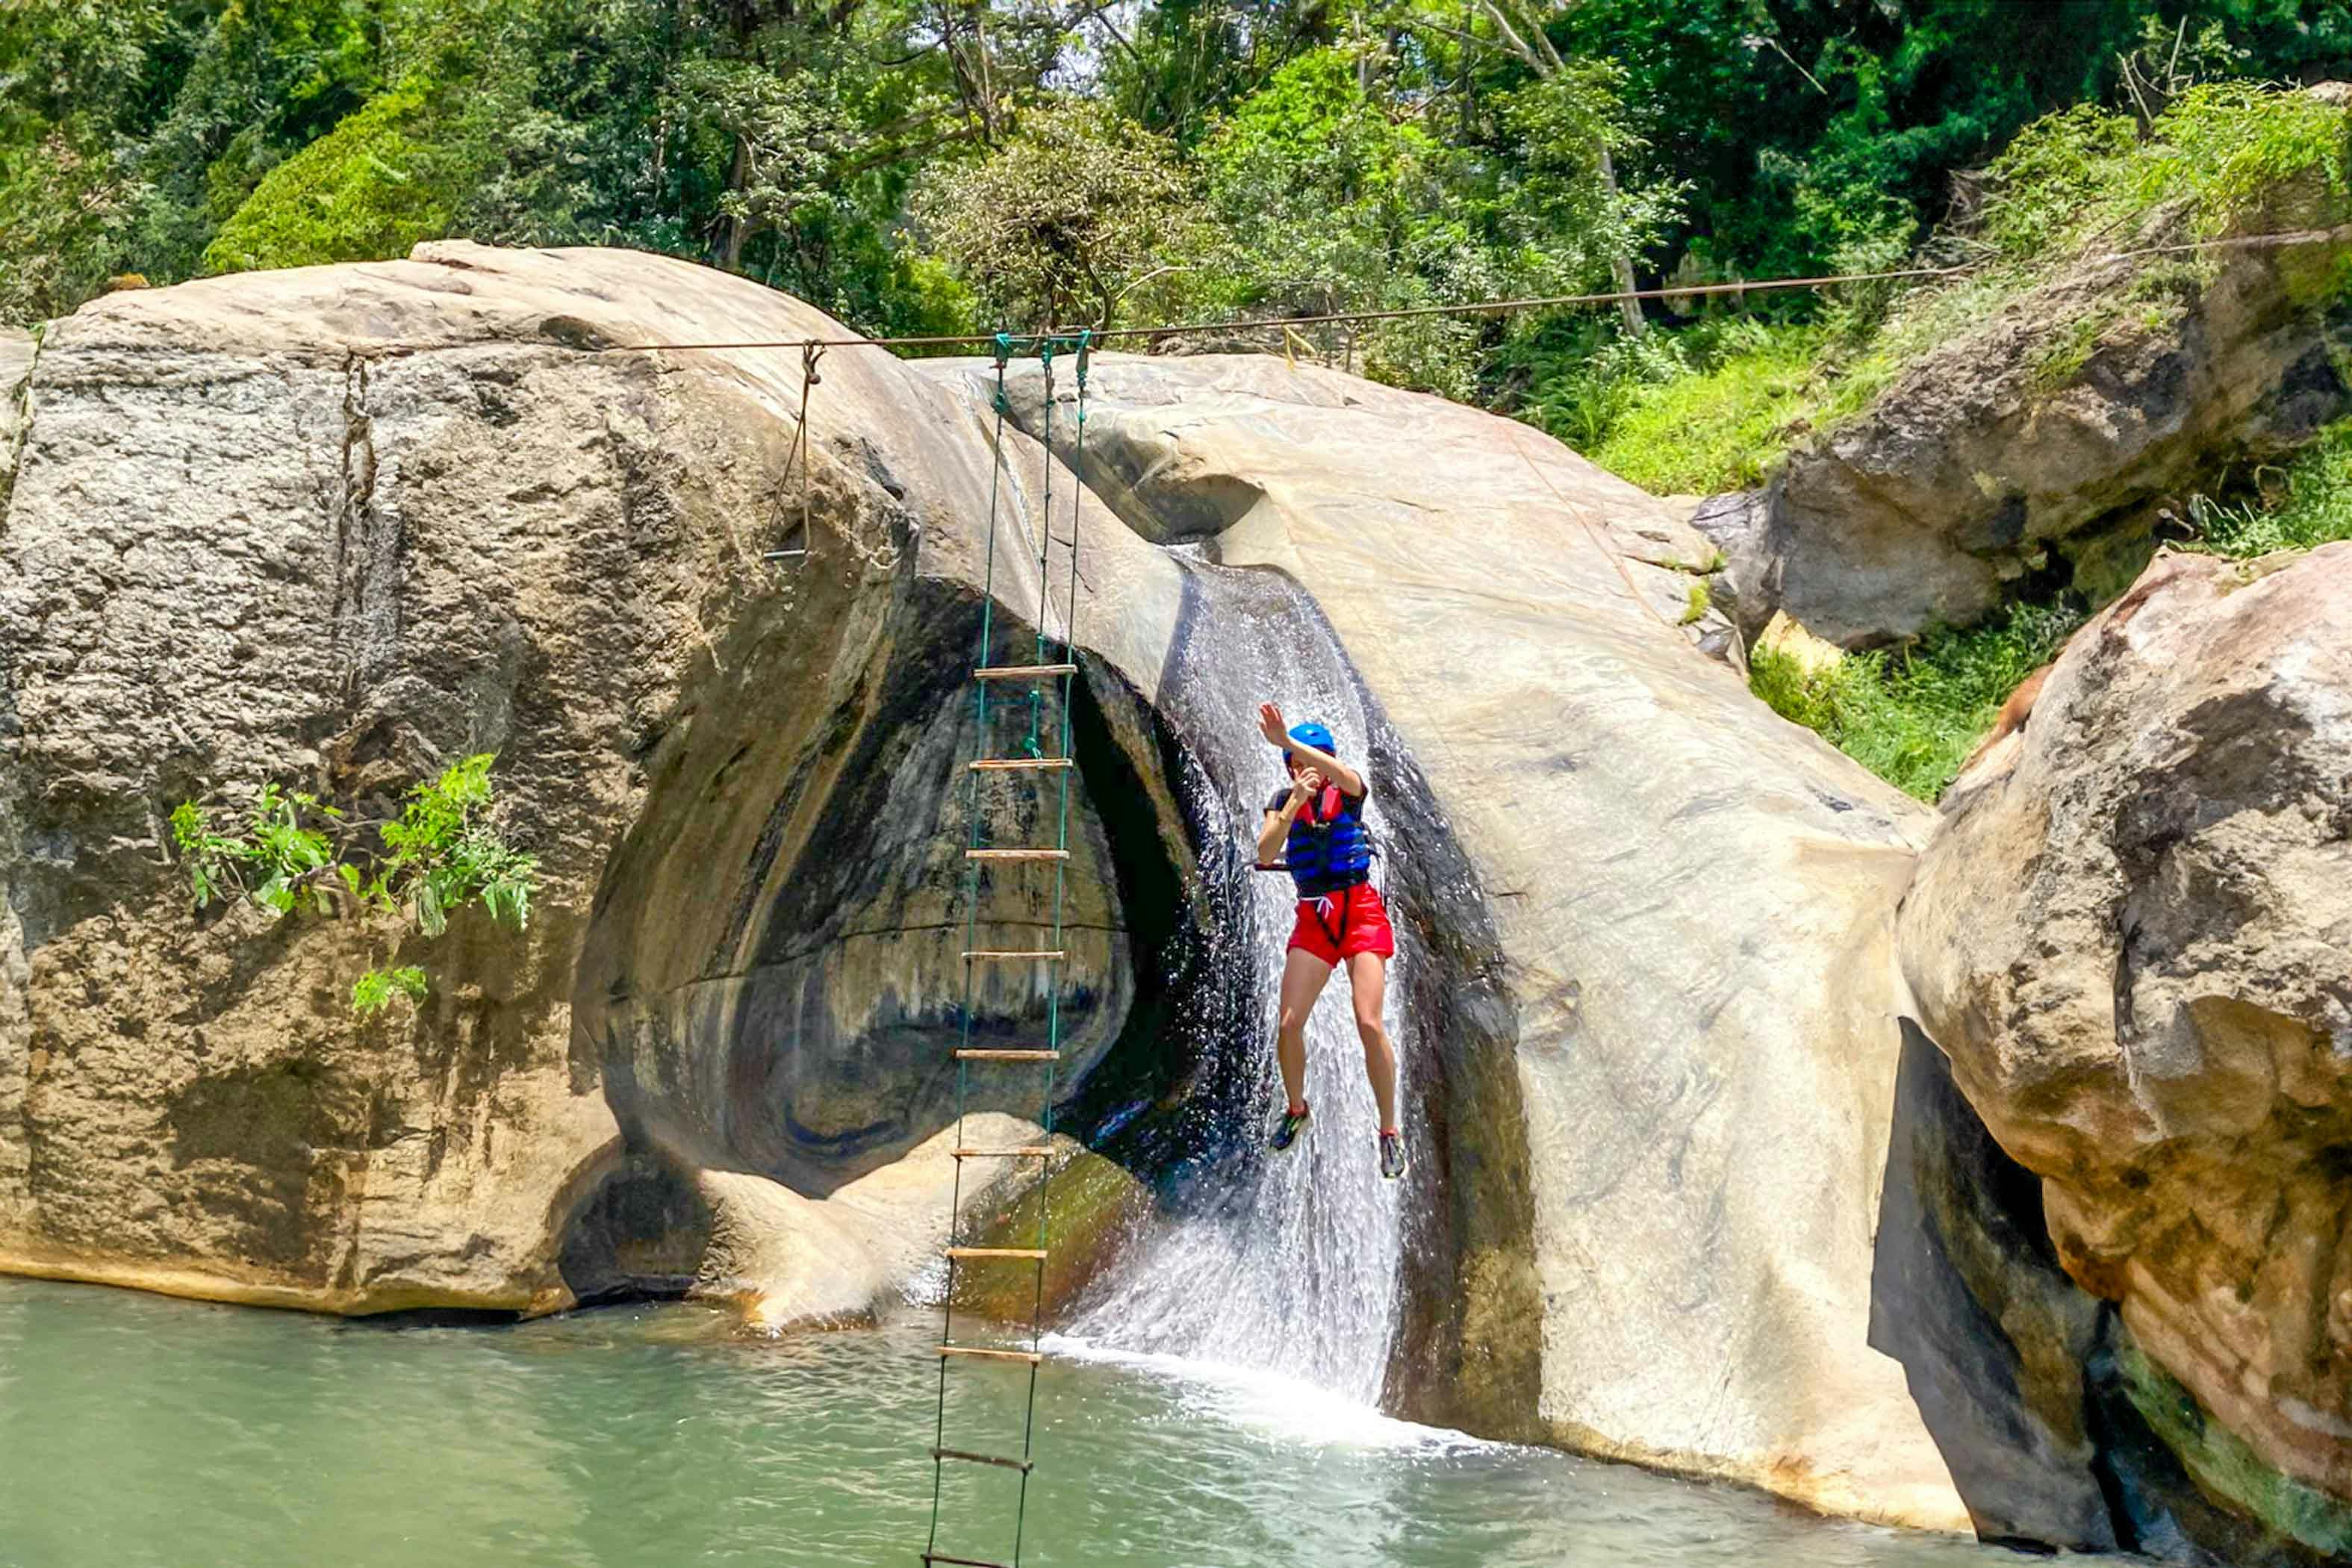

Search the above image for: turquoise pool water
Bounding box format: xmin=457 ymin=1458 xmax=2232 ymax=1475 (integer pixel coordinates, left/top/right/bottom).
xmin=0 ymin=1277 xmax=2065 ymax=1568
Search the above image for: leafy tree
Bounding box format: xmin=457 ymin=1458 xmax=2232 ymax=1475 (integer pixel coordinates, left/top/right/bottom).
xmin=1184 ymin=47 xmax=1483 ymax=388
xmin=912 ymin=95 xmax=1204 ymax=327
xmin=1447 ymin=0 xmax=1651 ymax=335
xmin=119 ymin=0 xmax=386 ymax=281
xmin=1095 ymin=0 xmax=1332 ymax=137
xmin=4 ymin=0 xmax=2349 ymax=461
xmin=1186 ymin=40 xmax=1673 ymax=396
xmin=172 ymin=754 xmax=537 ymax=1017
xmin=0 ymin=1 xmax=173 ymax=318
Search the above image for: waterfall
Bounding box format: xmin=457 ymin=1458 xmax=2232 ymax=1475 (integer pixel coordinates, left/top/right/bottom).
xmin=1063 ymin=553 xmax=1409 ymax=1406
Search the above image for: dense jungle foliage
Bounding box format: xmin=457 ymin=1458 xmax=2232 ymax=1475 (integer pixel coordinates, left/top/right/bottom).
xmin=6 ymin=1 xmax=2351 ymax=800
xmin=7 ymin=3 xmax=2347 ymax=370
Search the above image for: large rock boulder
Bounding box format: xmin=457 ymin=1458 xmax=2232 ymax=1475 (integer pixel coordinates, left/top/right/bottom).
xmin=967 ymin=354 xmax=1962 ymax=1526
xmin=0 ymin=242 xmax=1181 ymax=1316
xmin=1901 ymin=544 xmax=2352 ymax=1555
xmin=1700 ymin=97 xmax=2352 ymax=647
xmin=2 ymin=243 xmax=1963 ymax=1528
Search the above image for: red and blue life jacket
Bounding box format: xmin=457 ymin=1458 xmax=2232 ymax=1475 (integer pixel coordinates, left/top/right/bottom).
xmin=1266 ymin=783 xmax=1375 ymax=897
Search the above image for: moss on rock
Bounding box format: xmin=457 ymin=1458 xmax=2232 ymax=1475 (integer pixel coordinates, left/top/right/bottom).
xmin=951 ymin=1147 xmax=1148 ymax=1325
xmin=2117 ymin=1334 xmax=2352 ymax=1560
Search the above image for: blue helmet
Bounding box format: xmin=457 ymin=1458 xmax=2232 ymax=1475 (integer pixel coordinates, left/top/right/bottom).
xmin=1287 ymin=721 xmax=1337 ymax=759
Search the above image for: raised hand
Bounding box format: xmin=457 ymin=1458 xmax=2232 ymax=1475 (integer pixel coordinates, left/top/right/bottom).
xmin=1258 ymin=702 xmax=1289 ymax=749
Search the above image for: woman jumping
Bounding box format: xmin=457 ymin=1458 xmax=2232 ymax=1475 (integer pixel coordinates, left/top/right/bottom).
xmin=1252 ymin=703 xmax=1405 ymax=1180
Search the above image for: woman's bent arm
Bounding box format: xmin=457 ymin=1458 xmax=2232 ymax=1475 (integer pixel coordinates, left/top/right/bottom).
xmin=1257 ymin=804 xmax=1295 ymax=865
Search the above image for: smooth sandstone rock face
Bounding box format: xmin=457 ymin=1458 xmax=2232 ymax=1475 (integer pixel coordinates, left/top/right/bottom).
xmin=970 ymin=355 xmax=1964 ymax=1528
xmin=2 ymin=245 xmax=1963 ymax=1529
xmin=0 ymin=243 xmax=1176 ymax=1316
xmin=1902 ymin=545 xmax=2352 ymax=1517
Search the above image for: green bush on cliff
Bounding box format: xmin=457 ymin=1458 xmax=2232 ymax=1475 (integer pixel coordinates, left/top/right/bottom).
xmin=171 ymin=754 xmax=536 ymax=1015
xmin=1749 ymin=599 xmax=2087 ymax=802
xmin=201 ymin=84 xmax=464 ymax=275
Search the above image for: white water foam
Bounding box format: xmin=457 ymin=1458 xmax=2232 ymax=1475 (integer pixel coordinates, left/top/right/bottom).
xmin=1042 ymin=1333 xmax=1493 ymax=1456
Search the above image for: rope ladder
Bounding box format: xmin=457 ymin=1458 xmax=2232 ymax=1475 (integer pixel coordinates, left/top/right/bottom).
xmin=921 ymin=329 xmax=1092 ymax=1568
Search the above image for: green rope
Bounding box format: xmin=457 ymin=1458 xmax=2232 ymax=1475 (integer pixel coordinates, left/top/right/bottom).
xmin=1023 ymin=343 xmax=1060 ymax=761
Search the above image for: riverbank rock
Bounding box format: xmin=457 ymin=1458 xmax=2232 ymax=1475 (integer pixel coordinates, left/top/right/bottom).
xmin=0 ymin=242 xmax=1178 ymax=1316
xmin=689 ymin=1114 xmax=1088 ymax=1331
xmin=2 ymin=244 xmax=1967 ymax=1531
xmin=1901 ymin=544 xmax=2352 ymax=1556
xmin=1705 ymin=96 xmax=2352 ymax=647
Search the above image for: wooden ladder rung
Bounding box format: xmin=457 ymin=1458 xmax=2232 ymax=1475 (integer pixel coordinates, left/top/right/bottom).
xmin=969 ymin=757 xmax=1074 ymax=771
xmin=952 ymin=1145 xmax=1054 ymax=1160
xmin=962 ymin=949 xmax=1065 ymax=961
xmin=946 ymin=1246 xmax=1047 ymax=1261
xmin=937 ymin=1345 xmax=1044 ymax=1364
xmin=933 ymin=1447 xmax=1034 ymax=1475
xmin=953 ymin=1048 xmax=1059 ymax=1063
xmin=964 ymin=847 xmax=1069 ymax=862
xmin=925 ymin=1554 xmax=1014 ymax=1568
xmin=974 ymin=663 xmax=1077 ymax=681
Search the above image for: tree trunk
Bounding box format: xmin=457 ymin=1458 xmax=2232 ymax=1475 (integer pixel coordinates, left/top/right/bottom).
xmin=1598 ymin=144 xmax=1644 ymax=338
xmin=723 ymin=136 xmax=752 ymax=272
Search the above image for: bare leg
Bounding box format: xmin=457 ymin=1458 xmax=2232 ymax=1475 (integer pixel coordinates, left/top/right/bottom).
xmin=1276 ymin=946 xmax=1335 ymax=1111
xmin=1348 ymin=951 xmax=1399 ymax=1132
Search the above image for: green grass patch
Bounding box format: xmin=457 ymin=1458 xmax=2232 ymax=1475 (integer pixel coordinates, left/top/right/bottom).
xmin=2031 ymin=308 xmax=2112 ymax=390
xmin=2187 ymin=417 xmax=2352 ymax=558
xmin=1749 ymin=599 xmax=2088 ymax=801
xmin=1584 ymin=323 xmax=1832 ymax=494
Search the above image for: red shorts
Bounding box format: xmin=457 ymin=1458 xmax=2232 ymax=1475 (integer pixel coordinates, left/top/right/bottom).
xmin=1286 ymin=883 xmax=1396 ymax=967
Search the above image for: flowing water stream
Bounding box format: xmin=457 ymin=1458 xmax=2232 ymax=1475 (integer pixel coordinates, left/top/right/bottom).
xmin=1065 ymin=554 xmax=1407 ymax=1401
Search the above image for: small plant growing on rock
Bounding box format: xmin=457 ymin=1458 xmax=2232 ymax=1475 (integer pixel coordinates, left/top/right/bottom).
xmin=349 ymin=966 xmax=430 ymax=1015
xmin=170 ymin=755 xmax=536 ymax=1017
